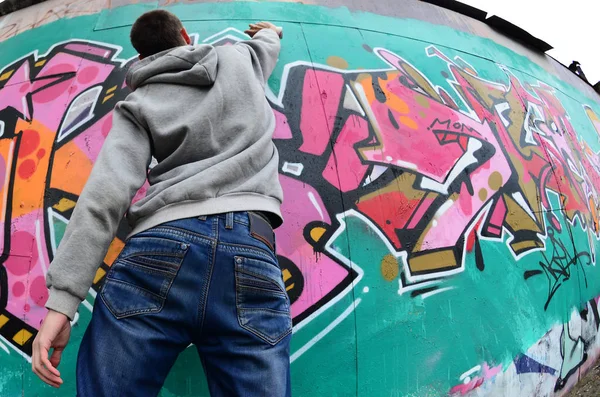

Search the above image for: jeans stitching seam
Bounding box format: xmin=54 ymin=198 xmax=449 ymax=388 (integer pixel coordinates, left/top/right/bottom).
xmin=126 ymin=235 xmax=189 ymax=246
xmin=236 ymin=267 xmax=286 ymax=295
xmin=239 ymin=307 xmax=290 ymax=315
xmin=157 ymin=254 xmax=183 ymax=316
xmin=238 ymin=321 xmax=292 ymax=346
xmin=237 ymin=283 xmax=288 ymax=296
xmin=138 ymin=226 xmax=215 ymax=245
xmin=100 ymin=286 xmax=163 ymax=319
xmin=220 ymin=243 xmax=273 ymax=260
xmin=116 ymin=258 xmax=180 ymax=275
xmin=104 ymin=276 xmax=167 ymax=300
xmin=126 ymin=251 xmax=186 ymax=259
xmin=197 ymin=218 xmax=218 ymax=336
xmin=237 ymin=309 xmax=292 ymax=344
xmin=238 ymin=255 xmax=282 ymax=272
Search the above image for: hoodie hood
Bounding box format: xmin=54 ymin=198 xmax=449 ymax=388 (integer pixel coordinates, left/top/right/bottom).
xmin=126 ymin=45 xmax=218 ymax=90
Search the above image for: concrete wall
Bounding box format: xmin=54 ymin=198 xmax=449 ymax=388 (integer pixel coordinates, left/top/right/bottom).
xmin=1 ymin=1 xmax=600 ymax=396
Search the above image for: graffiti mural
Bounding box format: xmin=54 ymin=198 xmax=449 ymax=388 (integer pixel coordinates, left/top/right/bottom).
xmin=450 ymin=297 xmax=600 ymax=395
xmin=1 ymin=3 xmax=600 ymax=396
xmin=271 ymin=42 xmax=600 ymax=301
xmin=0 ymin=40 xmax=136 ymax=357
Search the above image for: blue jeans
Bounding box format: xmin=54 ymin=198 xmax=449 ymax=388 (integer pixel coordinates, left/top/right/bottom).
xmin=77 ymin=212 xmax=292 ymax=396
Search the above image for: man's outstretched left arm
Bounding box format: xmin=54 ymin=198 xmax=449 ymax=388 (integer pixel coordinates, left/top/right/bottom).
xmin=32 ymin=95 xmax=151 ymax=387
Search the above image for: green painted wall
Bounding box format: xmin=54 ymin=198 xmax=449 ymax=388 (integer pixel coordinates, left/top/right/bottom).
xmin=0 ymin=1 xmax=599 ymax=396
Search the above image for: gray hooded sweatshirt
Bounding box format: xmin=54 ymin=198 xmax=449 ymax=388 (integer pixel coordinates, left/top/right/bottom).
xmin=45 ymin=29 xmax=283 ymax=320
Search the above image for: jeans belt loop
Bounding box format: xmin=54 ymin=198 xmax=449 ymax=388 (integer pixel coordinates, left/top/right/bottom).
xmin=225 ymin=212 xmax=234 ymax=229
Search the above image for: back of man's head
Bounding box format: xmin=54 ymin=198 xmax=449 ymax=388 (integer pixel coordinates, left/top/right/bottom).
xmin=130 ymin=10 xmax=187 ymax=59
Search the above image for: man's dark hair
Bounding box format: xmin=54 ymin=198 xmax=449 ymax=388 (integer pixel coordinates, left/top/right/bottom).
xmin=130 ymin=10 xmax=186 ymax=58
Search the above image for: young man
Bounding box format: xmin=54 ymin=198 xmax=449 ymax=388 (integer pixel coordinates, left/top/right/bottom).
xmin=31 ymin=10 xmax=290 ymax=397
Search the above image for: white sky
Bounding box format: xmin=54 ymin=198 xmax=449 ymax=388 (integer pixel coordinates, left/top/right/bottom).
xmin=460 ymin=0 xmax=599 ymax=84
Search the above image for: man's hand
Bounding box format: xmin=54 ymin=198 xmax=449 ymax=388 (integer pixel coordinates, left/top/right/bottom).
xmin=245 ymin=22 xmax=283 ymax=38
xmin=32 ymin=310 xmax=71 ymax=388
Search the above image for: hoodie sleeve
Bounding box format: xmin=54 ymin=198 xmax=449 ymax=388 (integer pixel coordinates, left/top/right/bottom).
xmin=45 ymin=96 xmax=151 ymax=320
xmin=236 ymin=29 xmax=281 ymax=84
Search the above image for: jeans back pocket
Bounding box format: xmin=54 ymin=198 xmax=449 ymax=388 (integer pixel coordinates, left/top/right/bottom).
xmin=101 ymin=236 xmax=189 ymax=319
xmin=235 ymin=255 xmax=292 ymax=345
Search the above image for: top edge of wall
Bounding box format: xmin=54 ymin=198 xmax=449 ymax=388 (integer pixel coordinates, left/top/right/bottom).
xmin=0 ymin=0 xmax=597 ymax=101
